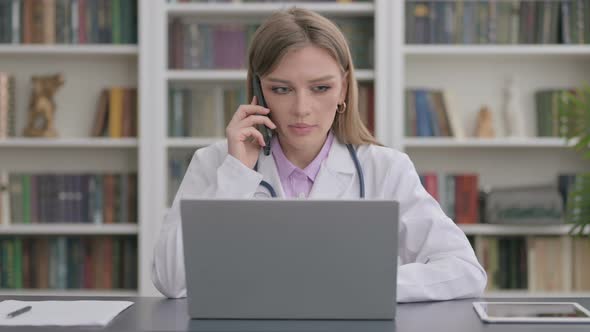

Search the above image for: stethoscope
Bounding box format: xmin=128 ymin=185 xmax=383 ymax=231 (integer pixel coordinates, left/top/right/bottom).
xmin=253 ymin=144 xmax=365 ymax=198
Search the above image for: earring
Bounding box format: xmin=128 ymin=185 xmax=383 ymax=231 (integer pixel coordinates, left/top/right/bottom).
xmin=337 ymin=101 xmax=347 ymax=114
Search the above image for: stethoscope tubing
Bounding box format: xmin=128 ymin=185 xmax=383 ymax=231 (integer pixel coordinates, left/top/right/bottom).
xmin=254 ymin=144 xmax=365 ymax=198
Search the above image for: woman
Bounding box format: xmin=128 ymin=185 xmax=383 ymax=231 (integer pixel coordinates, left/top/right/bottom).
xmin=152 ymin=8 xmax=487 ymax=302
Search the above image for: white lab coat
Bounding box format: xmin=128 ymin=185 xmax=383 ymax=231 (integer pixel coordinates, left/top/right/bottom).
xmin=152 ymin=138 xmax=487 ymax=302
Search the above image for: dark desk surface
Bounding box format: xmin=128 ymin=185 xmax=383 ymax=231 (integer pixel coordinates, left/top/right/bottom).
xmin=1 ymin=296 xmax=590 ymax=332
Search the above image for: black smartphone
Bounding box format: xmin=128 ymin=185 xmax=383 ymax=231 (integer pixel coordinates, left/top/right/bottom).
xmin=252 ymin=75 xmax=272 ymax=156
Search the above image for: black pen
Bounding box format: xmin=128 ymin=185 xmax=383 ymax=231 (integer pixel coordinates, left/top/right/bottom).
xmin=6 ymin=306 xmax=31 ymax=319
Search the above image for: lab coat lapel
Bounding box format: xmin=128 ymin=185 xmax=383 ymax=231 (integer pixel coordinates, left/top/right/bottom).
xmin=309 ymin=140 xmax=356 ymax=199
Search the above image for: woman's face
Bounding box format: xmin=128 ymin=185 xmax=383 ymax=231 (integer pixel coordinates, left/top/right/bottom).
xmin=261 ymin=45 xmax=347 ymax=151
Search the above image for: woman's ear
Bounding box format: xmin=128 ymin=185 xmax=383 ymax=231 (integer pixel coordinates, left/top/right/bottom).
xmin=339 ymin=71 xmax=349 ymax=103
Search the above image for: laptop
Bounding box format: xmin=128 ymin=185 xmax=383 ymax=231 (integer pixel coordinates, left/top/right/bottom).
xmin=180 ymin=199 xmax=399 ymax=320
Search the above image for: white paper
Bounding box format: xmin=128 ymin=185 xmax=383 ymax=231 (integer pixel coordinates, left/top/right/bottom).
xmin=0 ymin=300 xmax=133 ymax=326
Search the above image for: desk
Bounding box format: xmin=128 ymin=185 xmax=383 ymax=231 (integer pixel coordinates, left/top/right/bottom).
xmin=1 ymin=296 xmax=589 ymax=332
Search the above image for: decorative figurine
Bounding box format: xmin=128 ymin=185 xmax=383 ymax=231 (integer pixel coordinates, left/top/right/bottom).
xmin=23 ymin=73 xmax=64 ymax=137
xmin=475 ymin=105 xmax=495 ymax=138
xmin=502 ymin=76 xmax=526 ymax=137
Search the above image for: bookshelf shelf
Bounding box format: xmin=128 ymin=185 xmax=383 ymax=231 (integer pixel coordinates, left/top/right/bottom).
xmin=167 ymin=69 xmax=375 ymax=82
xmin=166 ymin=2 xmax=375 ymax=17
xmin=403 ymin=137 xmax=572 ymax=148
xmin=0 ymin=224 xmax=139 ymax=235
xmin=167 ymin=137 xmax=223 ymax=148
xmin=404 ymin=45 xmax=590 ymax=57
xmin=459 ymin=224 xmax=584 ymax=236
xmin=0 ymin=45 xmax=138 ymax=56
xmin=485 ymin=290 xmax=590 ymax=298
xmin=0 ymin=289 xmax=138 ymax=297
xmin=0 ymin=138 xmax=138 ymax=148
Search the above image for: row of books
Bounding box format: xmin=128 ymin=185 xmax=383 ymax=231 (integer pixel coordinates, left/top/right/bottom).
xmin=91 ymin=87 xmax=138 ymax=138
xmin=419 ymin=172 xmax=479 ymax=224
xmin=406 ymin=0 xmax=590 ymax=45
xmin=168 ymin=18 xmax=373 ymax=69
xmin=0 ymin=73 xmax=15 ymax=139
xmin=168 ymin=84 xmax=375 ymax=138
xmin=420 ymin=172 xmax=582 ymax=224
xmin=167 ymin=0 xmax=371 ymax=3
xmin=0 ymin=172 xmax=138 ymax=224
xmin=0 ymin=236 xmax=137 ymax=290
xmin=0 ymin=0 xmax=138 ymax=44
xmin=405 ymin=88 xmax=583 ymax=139
xmin=405 ymin=89 xmax=463 ymax=138
xmin=476 ymin=236 xmax=590 ymax=291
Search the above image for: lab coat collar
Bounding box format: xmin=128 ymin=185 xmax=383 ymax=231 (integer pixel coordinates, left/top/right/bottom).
xmin=256 ymin=136 xmax=356 ymax=198
xmin=323 ymin=136 xmax=356 ymax=174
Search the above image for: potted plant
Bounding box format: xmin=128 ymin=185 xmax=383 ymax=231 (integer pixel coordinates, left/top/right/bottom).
xmin=558 ymin=85 xmax=590 ymax=236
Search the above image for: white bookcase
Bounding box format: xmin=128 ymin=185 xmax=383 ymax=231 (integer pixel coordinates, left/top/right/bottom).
xmin=0 ymin=0 xmax=147 ymax=297
xmin=1 ymin=0 xmax=589 ymax=298
xmin=396 ymin=0 xmax=590 ymax=297
xmin=145 ymin=0 xmax=390 ymax=297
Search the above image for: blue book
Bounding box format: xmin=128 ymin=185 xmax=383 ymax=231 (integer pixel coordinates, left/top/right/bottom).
xmin=414 ymin=90 xmax=433 ymax=137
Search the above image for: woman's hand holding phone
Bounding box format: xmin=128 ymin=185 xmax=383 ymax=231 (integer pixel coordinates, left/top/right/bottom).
xmin=226 ymin=96 xmax=277 ymax=169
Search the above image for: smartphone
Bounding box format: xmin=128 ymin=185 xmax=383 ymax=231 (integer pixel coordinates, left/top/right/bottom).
xmin=252 ymin=75 xmax=273 ymax=156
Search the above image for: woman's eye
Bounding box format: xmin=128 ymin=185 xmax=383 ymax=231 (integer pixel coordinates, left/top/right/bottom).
xmin=271 ymin=87 xmax=290 ymax=94
xmin=313 ymin=86 xmax=331 ymax=93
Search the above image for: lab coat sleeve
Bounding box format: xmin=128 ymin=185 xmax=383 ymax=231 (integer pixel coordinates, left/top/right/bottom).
xmin=151 ymin=143 xmax=264 ymax=298
xmin=391 ymin=153 xmax=487 ymax=302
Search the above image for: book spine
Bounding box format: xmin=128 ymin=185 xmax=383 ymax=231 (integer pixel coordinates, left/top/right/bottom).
xmin=108 ymin=88 xmax=123 ymax=138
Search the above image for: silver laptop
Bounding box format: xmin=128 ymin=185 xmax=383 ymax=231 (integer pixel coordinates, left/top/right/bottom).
xmin=180 ymin=199 xmax=399 ymax=320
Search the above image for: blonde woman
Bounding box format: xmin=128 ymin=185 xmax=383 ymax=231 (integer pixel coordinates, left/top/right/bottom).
xmin=153 ymin=8 xmax=486 ymax=302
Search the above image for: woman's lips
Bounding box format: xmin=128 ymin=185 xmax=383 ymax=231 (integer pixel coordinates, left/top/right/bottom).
xmin=289 ymin=123 xmax=316 ymax=135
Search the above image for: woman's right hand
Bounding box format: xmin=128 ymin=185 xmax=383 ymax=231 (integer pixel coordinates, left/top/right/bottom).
xmin=226 ymin=96 xmax=277 ymax=169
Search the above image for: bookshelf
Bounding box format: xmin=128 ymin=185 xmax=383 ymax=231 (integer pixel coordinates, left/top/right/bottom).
xmin=151 ymin=0 xmax=390 ymax=297
xmin=459 ymin=224 xmax=590 ymax=236
xmin=0 ymin=0 xmax=144 ymax=296
xmin=404 ymin=137 xmax=576 ymax=148
xmin=0 ymin=224 xmax=139 ymax=236
xmin=166 ymin=2 xmax=376 ymax=16
xmin=404 ymin=44 xmax=590 ymax=56
xmin=166 ymin=69 xmax=375 ymax=82
xmin=156 ymin=0 xmax=590 ymax=297
xmin=0 ymin=138 xmax=138 ymax=148
xmin=0 ymin=45 xmax=138 ymax=56
xmin=2 ymin=0 xmax=589 ymax=298
xmin=398 ymin=0 xmax=590 ymax=296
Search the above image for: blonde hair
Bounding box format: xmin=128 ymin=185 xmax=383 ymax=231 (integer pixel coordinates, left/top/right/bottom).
xmin=246 ymin=7 xmax=380 ymax=146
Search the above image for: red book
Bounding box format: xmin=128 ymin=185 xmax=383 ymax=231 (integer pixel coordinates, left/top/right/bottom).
xmin=102 ymin=237 xmax=113 ymax=289
xmin=454 ymin=174 xmax=479 ymax=224
xmin=83 ymin=238 xmax=94 ymax=289
xmin=103 ymin=175 xmax=115 ymax=224
xmin=79 ymin=0 xmax=87 ymax=43
xmin=423 ymin=173 xmax=439 ymax=202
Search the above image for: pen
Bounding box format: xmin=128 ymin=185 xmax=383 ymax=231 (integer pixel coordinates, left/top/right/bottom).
xmin=6 ymin=306 xmax=32 ymax=319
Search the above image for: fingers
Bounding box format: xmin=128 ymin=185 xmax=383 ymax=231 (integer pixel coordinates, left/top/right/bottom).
xmin=239 ymin=115 xmax=276 ymax=130
xmin=237 ymin=127 xmax=266 ymax=147
xmin=234 ymin=102 xmax=269 ymax=121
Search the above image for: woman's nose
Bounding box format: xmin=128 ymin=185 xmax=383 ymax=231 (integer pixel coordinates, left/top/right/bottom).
xmin=293 ymin=92 xmax=312 ymax=116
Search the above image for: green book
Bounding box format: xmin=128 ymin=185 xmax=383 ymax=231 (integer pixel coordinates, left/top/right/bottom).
xmin=112 ymin=238 xmax=121 ymax=289
xmin=112 ymin=0 xmax=121 ymax=44
xmin=3 ymin=239 xmax=14 ymax=288
xmin=13 ymin=237 xmax=22 ymax=289
xmin=21 ymin=175 xmax=31 ymax=224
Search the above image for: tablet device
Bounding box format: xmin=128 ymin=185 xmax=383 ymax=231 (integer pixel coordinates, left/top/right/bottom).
xmin=473 ymin=302 xmax=590 ymax=323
